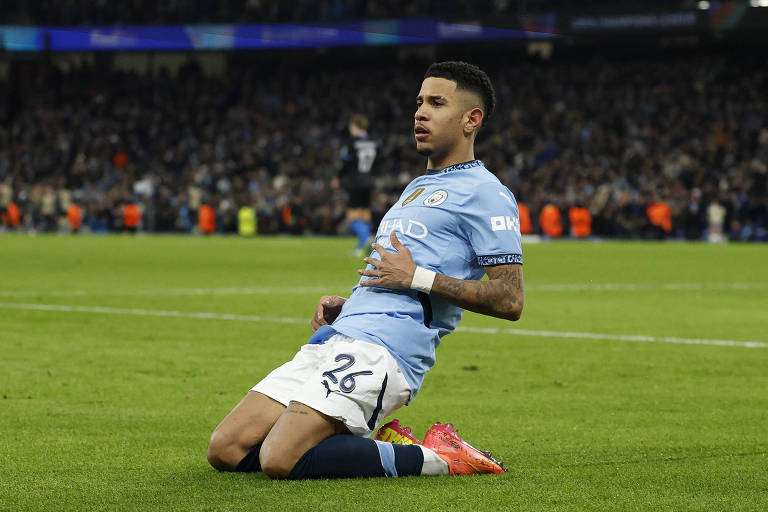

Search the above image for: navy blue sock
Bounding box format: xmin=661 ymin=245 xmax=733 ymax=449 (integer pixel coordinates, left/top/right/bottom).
xmin=287 ymin=435 xmax=423 ymax=479
xmin=234 ymin=443 xmax=262 ymax=472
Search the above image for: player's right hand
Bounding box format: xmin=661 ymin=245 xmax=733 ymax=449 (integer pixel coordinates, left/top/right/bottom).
xmin=311 ymin=295 xmax=347 ymax=332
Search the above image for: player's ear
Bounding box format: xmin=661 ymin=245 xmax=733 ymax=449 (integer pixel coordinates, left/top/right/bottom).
xmin=464 ymin=107 xmax=483 ymax=136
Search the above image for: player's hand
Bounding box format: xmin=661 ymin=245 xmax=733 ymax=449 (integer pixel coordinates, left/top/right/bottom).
xmin=358 ymin=232 xmax=417 ymax=290
xmin=311 ymin=295 xmax=347 ymax=332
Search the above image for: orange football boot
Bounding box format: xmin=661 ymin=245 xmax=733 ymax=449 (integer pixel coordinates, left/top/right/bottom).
xmin=422 ymin=422 xmax=506 ymax=475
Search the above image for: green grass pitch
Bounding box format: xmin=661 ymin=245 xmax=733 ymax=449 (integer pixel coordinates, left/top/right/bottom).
xmin=1 ymin=234 xmax=767 ymax=511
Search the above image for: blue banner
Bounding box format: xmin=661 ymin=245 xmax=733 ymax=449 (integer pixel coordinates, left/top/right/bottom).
xmin=0 ymin=20 xmax=558 ymax=52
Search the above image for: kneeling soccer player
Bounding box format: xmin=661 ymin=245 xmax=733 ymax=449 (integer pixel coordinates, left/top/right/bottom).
xmin=207 ymin=61 xmax=524 ymax=479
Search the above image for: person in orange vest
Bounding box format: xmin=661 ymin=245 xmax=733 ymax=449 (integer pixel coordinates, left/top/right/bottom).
xmin=518 ymin=202 xmax=533 ymax=235
xmin=568 ymin=206 xmax=592 ymax=238
xmin=281 ymin=203 xmax=293 ymax=230
xmin=123 ymin=202 xmax=142 ymax=233
xmin=2 ymin=202 xmax=21 ymax=229
xmin=67 ymin=203 xmax=83 ymax=233
xmin=539 ymin=204 xmax=563 ymax=237
xmin=646 ymin=201 xmax=672 ymax=238
xmin=199 ymin=204 xmax=216 ymax=234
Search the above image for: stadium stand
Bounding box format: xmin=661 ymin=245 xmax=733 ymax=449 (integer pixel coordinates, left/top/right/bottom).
xmin=0 ymin=0 xmax=695 ymax=25
xmin=0 ymin=45 xmax=766 ymax=239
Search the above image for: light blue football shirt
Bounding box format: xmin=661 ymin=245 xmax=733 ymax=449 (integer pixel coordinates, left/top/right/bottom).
xmin=322 ymin=159 xmax=522 ymax=400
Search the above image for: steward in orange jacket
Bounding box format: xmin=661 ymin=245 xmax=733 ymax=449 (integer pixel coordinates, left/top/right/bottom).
xmin=199 ymin=204 xmax=216 ymax=234
xmin=568 ymin=206 xmax=592 ymax=237
xmin=67 ymin=203 xmax=83 ymax=232
xmin=123 ymin=203 xmax=141 ymax=232
xmin=518 ymin=202 xmax=533 ymax=235
xmin=539 ymin=204 xmax=563 ymax=237
xmin=647 ymin=202 xmax=672 ymax=234
xmin=2 ymin=202 xmax=21 ymax=227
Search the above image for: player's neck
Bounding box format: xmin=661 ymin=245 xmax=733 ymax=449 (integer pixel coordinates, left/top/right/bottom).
xmin=427 ymin=147 xmax=475 ymax=171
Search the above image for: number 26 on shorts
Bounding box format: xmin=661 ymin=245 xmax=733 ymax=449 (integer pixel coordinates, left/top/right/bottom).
xmin=321 ymin=353 xmax=373 ymax=393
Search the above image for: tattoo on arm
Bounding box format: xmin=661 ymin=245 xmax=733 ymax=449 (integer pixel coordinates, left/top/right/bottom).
xmin=432 ymin=264 xmax=524 ymax=320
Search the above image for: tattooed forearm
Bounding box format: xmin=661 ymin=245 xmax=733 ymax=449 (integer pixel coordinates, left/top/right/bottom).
xmin=431 ymin=263 xmax=524 ymax=321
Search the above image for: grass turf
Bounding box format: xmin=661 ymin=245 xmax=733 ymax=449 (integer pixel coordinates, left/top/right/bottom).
xmin=1 ymin=234 xmax=767 ymax=511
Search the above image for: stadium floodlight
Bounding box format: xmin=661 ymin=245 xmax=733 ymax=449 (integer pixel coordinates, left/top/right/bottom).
xmin=697 ymin=0 xmax=710 ymax=9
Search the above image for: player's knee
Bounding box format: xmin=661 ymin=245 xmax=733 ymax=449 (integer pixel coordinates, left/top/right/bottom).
xmin=206 ymin=429 xmax=239 ymax=471
xmin=260 ymin=459 xmax=291 ymax=480
xmin=259 ymin=445 xmax=294 ymax=479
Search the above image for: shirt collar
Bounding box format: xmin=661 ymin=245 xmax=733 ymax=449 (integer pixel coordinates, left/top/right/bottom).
xmin=425 ymin=159 xmax=483 ymax=175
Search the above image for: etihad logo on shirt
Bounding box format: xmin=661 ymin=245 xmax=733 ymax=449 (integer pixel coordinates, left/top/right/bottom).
xmin=490 ymin=215 xmax=520 ymax=234
xmin=401 ymin=188 xmax=425 ymax=206
xmin=377 ymin=218 xmax=429 ymax=239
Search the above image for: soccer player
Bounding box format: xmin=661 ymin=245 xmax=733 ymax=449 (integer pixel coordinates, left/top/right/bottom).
xmin=207 ymin=61 xmax=524 ymax=479
xmin=340 ymin=114 xmax=378 ymax=256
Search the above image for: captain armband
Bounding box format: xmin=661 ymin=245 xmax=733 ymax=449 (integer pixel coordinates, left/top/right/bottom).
xmin=410 ymin=266 xmax=436 ymax=294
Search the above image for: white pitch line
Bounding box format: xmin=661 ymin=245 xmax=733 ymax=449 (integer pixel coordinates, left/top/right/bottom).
xmin=1 ymin=282 xmax=766 ymax=298
xmin=1 ymin=301 xmax=766 ymax=349
xmin=0 ymin=302 xmax=307 ymax=325
xmin=455 ymin=326 xmax=768 ymax=349
xmin=526 ymin=282 xmax=768 ymax=292
xmin=0 ymin=286 xmax=339 ymax=298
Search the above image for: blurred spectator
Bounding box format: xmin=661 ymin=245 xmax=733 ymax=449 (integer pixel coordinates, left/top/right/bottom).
xmin=707 ymin=200 xmax=727 ymax=243
xmin=238 ymin=204 xmax=257 ymax=236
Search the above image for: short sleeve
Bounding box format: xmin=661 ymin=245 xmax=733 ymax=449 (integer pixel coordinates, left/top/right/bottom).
xmin=461 ymin=182 xmax=523 ymax=266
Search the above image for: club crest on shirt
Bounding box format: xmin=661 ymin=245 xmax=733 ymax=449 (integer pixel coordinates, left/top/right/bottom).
xmin=424 ymin=190 xmax=448 ymax=207
xmin=401 ymin=187 xmax=425 ymax=206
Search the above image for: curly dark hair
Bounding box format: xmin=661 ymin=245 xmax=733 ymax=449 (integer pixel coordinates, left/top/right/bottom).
xmin=424 ymin=61 xmax=496 ymax=126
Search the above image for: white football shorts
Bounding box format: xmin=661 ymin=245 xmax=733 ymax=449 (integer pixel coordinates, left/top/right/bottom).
xmin=251 ymin=333 xmax=411 ymax=438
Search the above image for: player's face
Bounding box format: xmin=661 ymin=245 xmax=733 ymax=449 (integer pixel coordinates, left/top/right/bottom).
xmin=414 ymin=77 xmax=467 ymax=159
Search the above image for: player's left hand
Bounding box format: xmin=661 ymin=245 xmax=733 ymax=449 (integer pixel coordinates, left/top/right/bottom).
xmin=358 ymin=232 xmax=417 ymax=289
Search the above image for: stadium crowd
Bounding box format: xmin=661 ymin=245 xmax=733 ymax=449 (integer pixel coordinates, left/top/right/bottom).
xmin=1 ymin=50 xmax=766 ymax=240
xmin=1 ymin=0 xmax=694 ymax=25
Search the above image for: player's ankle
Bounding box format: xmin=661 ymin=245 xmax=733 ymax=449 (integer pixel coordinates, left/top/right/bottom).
xmin=419 ymin=445 xmax=449 ymax=475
